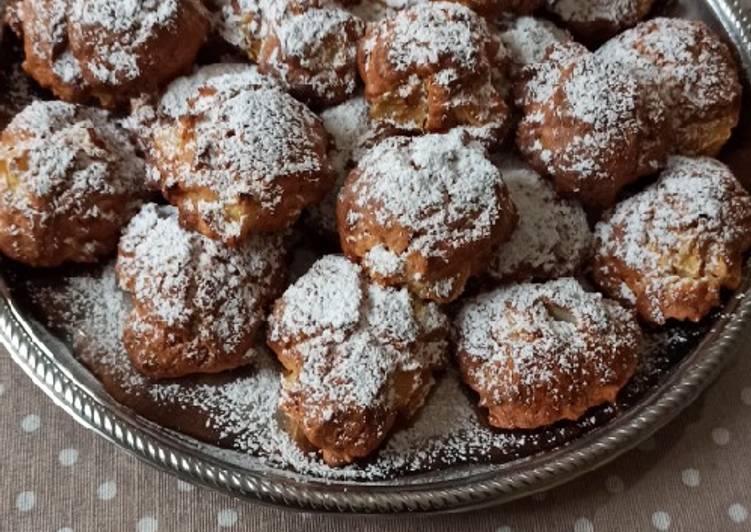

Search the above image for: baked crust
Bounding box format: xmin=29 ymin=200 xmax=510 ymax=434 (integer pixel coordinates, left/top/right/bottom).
xmin=497 ymin=15 xmax=572 ymax=81
xmin=15 ymin=0 xmax=210 ymax=108
xmin=216 ymin=0 xmax=364 ymax=107
xmin=592 ymin=156 xmax=751 ymax=325
xmin=455 ymin=278 xmax=641 ymax=429
xmin=544 ymin=0 xmax=654 ymax=45
xmin=117 ymin=203 xmax=287 ymax=379
xmin=258 ymin=5 xmax=365 ymax=107
xmin=267 ymin=255 xmax=449 ymax=466
xmin=0 ymin=100 xmax=146 ymax=267
xmin=337 ymin=132 xmax=517 ymax=303
xmin=515 ymin=41 xmax=670 ymax=209
xmin=357 ymin=1 xmax=511 ymax=145
xmin=598 ymin=17 xmax=742 ymax=157
xmin=149 ymin=86 xmax=335 ymax=245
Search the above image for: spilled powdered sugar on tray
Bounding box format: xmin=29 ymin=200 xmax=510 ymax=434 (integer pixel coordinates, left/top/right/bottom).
xmin=263 ymin=6 xmax=364 ymax=103
xmin=13 ymin=260 xmax=711 ymax=481
xmin=151 ymin=86 xmax=328 ymax=241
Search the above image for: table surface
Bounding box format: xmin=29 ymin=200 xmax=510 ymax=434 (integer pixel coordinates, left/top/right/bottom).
xmin=2 ymin=324 xmax=751 ymax=532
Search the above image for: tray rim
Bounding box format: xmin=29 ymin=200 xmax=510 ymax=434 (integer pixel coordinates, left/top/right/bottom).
xmin=2 ymin=0 xmax=751 ymax=514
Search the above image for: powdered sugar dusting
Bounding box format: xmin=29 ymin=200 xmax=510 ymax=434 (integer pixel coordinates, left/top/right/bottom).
xmin=158 ymin=63 xmax=278 ymax=119
xmin=268 ymin=255 xmax=448 ymax=412
xmin=488 ymin=157 xmax=591 ymax=281
xmin=117 ymin=204 xmax=286 ymax=365
xmin=343 ymin=132 xmax=509 ymax=265
xmin=263 ymin=5 xmax=364 ymax=103
xmin=69 ymin=0 xmax=183 ymax=85
xmin=15 ymin=257 xmax=711 ymax=479
xmin=593 ymin=156 xmax=751 ymax=323
xmin=498 ymin=15 xmax=572 ymax=70
xmin=598 ymin=17 xmax=740 ymax=143
xmin=373 ymin=1 xmax=491 ymax=73
xmin=0 ymin=100 xmax=145 ymax=224
xmin=456 ymin=278 xmax=640 ymax=406
xmin=19 ymin=0 xmax=86 ymax=88
xmin=517 ymin=41 xmax=666 ymax=199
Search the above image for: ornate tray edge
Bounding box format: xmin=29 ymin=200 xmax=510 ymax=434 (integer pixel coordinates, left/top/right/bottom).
xmin=2 ymin=0 xmax=751 ymax=514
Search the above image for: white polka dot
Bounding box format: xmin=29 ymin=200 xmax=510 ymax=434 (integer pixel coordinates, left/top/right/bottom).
xmin=638 ymin=437 xmax=656 ymax=452
xmin=605 ymin=475 xmax=624 ymax=494
xmin=573 ymin=517 xmax=593 ymax=532
xmin=16 ymin=491 xmax=35 ymax=512
xmin=652 ymin=511 xmax=671 ymax=530
xmin=681 ymin=468 xmax=700 ymax=488
xmin=741 ymin=387 xmax=751 ymax=406
xmin=97 ymin=481 xmax=117 ymax=501
xmin=496 ymin=527 xmax=512 ymax=532
xmin=21 ymin=414 xmax=40 ymax=433
xmin=58 ymin=448 xmax=79 ymax=467
xmin=729 ymin=503 xmax=749 ymax=523
xmin=137 ymin=517 xmax=158 ymax=532
xmin=176 ymin=480 xmax=194 ymax=492
xmin=217 ymin=509 xmax=238 ymax=528
xmin=712 ymin=427 xmax=730 ymax=446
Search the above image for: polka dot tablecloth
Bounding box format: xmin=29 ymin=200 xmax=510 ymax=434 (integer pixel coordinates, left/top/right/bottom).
xmin=2 ymin=331 xmax=751 ymax=532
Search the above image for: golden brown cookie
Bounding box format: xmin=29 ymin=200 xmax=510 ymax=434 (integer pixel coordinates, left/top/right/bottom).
xmin=149 ymin=86 xmax=335 ymax=245
xmin=358 ymin=1 xmax=511 ymax=145
xmin=337 ymin=132 xmax=517 ymax=303
xmin=117 ymin=203 xmax=287 ymax=379
xmin=488 ymin=158 xmax=591 ymax=282
xmin=592 ymin=156 xmax=751 ymax=326
xmin=120 ymin=63 xmax=280 ymax=181
xmin=15 ymin=0 xmax=210 ymax=108
xmin=267 ymin=255 xmax=449 ymax=466
xmin=497 ymin=15 xmax=572 ymax=81
xmin=598 ymin=17 xmax=742 ymax=157
xmin=515 ymin=41 xmax=670 ymax=209
xmin=215 ymin=0 xmax=364 ymax=107
xmin=258 ymin=5 xmax=365 ymax=107
xmin=544 ymin=0 xmax=654 ymax=45
xmin=0 ymin=101 xmax=146 ymax=267
xmin=455 ymin=278 xmax=641 ymax=429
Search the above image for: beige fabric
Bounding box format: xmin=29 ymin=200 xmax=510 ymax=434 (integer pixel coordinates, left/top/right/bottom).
xmin=2 ymin=334 xmax=751 ymax=532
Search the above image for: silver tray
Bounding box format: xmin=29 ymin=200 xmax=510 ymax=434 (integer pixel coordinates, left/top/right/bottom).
xmin=2 ymin=0 xmax=751 ymax=515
